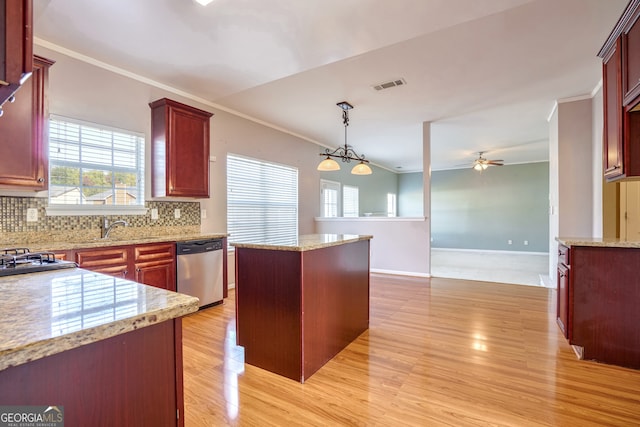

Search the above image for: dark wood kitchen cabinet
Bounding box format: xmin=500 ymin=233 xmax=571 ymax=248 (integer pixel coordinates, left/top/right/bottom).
xmin=0 ymin=55 xmax=53 ymax=190
xmin=0 ymin=0 xmax=33 ymax=108
xmin=134 ymin=243 xmax=176 ymax=291
xmin=622 ymin=2 xmax=640 ymax=105
xmin=149 ymin=98 xmax=213 ymax=198
xmin=74 ymin=246 xmax=130 ymax=278
xmin=74 ymin=242 xmax=176 ymax=291
xmin=556 ymin=241 xmax=640 ymax=369
xmin=599 ymin=0 xmax=640 ymax=181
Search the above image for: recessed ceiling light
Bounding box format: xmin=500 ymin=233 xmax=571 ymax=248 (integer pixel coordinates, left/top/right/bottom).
xmin=194 ymin=0 xmax=214 ymax=5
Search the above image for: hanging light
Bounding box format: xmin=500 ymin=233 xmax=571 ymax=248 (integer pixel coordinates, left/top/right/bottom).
xmin=317 ymin=101 xmax=372 ymax=175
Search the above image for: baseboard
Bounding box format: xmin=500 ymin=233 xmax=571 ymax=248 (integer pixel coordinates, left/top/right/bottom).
xmin=371 ymin=268 xmax=430 ymax=278
xmin=431 ymin=247 xmax=549 ymax=256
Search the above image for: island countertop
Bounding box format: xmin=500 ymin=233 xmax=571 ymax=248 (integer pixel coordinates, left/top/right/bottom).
xmin=0 ymin=268 xmax=199 ymax=372
xmin=230 ymin=233 xmax=373 ymax=252
xmin=556 ymin=237 xmax=640 ymax=248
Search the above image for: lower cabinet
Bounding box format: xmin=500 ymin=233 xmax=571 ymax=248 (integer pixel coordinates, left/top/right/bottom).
xmin=74 ymin=246 xmax=129 ymax=278
xmin=134 ymin=243 xmax=176 ymax=291
xmin=74 ymin=242 xmax=175 ymax=290
xmin=557 ymin=244 xmax=640 ymax=369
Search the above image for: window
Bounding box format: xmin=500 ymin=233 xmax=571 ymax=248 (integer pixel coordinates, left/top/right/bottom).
xmin=227 ymin=154 xmax=298 ymax=246
xmin=343 ymin=185 xmax=359 ymax=217
xmin=320 ymin=179 xmax=340 ymax=217
xmin=48 ymin=117 xmax=145 ymax=209
xmin=387 ymin=193 xmax=397 ymax=217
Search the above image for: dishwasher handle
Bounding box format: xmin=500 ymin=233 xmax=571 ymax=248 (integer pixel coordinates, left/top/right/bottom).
xmin=176 ymin=239 xmax=224 ymax=254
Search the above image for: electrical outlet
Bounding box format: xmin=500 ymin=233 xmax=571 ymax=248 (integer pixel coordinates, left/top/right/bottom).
xmin=151 ymin=208 xmax=158 ymax=220
xmin=26 ymin=208 xmax=38 ymax=222
xmin=524 ymin=240 xmax=529 ymax=245
xmin=507 ymin=240 xmax=513 ymax=245
xmin=174 ymin=208 xmax=181 ymax=219
xmin=201 ymin=209 xmax=207 ymax=219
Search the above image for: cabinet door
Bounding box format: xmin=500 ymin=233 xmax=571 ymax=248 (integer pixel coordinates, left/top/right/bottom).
xmin=0 ymin=55 xmax=53 ymax=189
xmin=134 ymin=243 xmax=176 ymax=291
xmin=75 ymin=247 xmax=130 ymax=279
xmin=149 ymin=98 xmax=213 ymax=198
xmin=622 ymin=6 xmax=640 ymax=105
xmin=135 ymin=260 xmax=175 ymax=291
xmin=603 ymin=40 xmax=625 ymax=180
xmin=556 ymin=263 xmax=570 ymax=340
xmin=0 ymin=0 xmax=33 ymax=106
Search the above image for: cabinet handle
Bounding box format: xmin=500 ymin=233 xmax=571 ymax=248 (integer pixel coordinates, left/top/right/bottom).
xmin=122 ymin=270 xmax=128 ymax=278
xmin=37 ymin=177 xmax=45 ymax=183
xmin=605 ymin=165 xmax=621 ymax=173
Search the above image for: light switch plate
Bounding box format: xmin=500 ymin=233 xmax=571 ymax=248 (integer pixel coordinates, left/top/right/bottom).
xmin=151 ymin=208 xmax=158 ymax=220
xmin=174 ymin=208 xmax=181 ymax=219
xmin=201 ymin=209 xmax=207 ymax=219
xmin=26 ymin=208 xmax=38 ymax=222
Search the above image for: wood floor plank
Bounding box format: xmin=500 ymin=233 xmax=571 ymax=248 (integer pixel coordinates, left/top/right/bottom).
xmin=182 ymin=273 xmax=640 ymax=426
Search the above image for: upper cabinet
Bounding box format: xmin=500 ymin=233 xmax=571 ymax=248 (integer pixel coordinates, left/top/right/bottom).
xmin=622 ymin=4 xmax=640 ymax=105
xmin=599 ymin=0 xmax=640 ymax=182
xmin=0 ymin=0 xmax=33 ymax=109
xmin=149 ymin=98 xmax=213 ymax=198
xmin=0 ymin=55 xmax=54 ymax=190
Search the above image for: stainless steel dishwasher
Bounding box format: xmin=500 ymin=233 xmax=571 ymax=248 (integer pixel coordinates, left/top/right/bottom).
xmin=176 ymin=238 xmax=224 ymax=309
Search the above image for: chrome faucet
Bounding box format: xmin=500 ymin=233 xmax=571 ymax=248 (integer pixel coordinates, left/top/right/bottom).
xmin=102 ymin=218 xmax=129 ymax=239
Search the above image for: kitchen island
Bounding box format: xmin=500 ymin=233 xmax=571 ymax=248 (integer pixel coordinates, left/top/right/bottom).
xmin=0 ymin=268 xmax=199 ymax=426
xmin=232 ymin=234 xmax=372 ymax=382
xmin=556 ymin=237 xmax=640 ymax=369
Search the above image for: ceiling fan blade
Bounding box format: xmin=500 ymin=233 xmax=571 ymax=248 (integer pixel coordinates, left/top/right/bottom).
xmin=487 ymin=162 xmax=504 ymax=166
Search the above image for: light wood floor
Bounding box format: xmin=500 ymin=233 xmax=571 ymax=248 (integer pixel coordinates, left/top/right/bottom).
xmin=182 ymin=274 xmax=640 ymax=426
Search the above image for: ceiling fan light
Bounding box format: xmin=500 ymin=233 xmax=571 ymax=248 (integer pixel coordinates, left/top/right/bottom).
xmin=317 ymin=157 xmax=341 ymax=171
xmin=194 ymin=0 xmax=215 ymax=5
xmin=473 ymin=163 xmax=483 ymax=171
xmin=351 ymin=162 xmax=372 ymax=175
xmin=481 ymin=163 xmax=488 ymax=170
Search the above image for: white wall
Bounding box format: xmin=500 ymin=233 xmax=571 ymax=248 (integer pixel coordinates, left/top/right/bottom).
xmin=315 ymin=218 xmax=429 ymax=276
xmin=35 ymin=45 xmax=334 ymax=236
xmin=549 ymin=95 xmax=601 ymax=286
xmin=591 ymin=86 xmax=604 ymax=238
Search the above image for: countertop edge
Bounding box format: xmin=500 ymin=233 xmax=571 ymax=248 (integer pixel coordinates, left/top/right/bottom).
xmin=556 ymin=237 xmax=640 ymax=248
xmin=14 ymin=233 xmax=228 ymax=252
xmin=231 ymin=234 xmax=373 ymax=252
xmin=0 ymin=296 xmax=199 ymax=372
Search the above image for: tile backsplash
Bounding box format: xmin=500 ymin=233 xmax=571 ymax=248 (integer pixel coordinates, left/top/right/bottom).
xmin=0 ymin=196 xmax=200 ymax=243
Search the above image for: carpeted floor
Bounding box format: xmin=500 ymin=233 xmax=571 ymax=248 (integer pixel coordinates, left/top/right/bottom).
xmin=430 ymin=248 xmax=550 ymax=287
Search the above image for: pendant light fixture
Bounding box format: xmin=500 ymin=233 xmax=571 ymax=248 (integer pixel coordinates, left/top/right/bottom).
xmin=317 ymin=102 xmax=372 ymax=175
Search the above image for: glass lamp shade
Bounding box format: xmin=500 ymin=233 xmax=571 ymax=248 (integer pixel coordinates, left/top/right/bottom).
xmin=473 ymin=163 xmax=483 ymax=171
xmin=351 ymin=162 xmax=373 ymax=175
xmin=317 ymin=157 xmax=341 ymax=171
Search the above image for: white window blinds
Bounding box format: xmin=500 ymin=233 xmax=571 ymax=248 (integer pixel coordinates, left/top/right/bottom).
xmin=343 ymin=185 xmax=359 ymax=217
xmin=48 ymin=117 xmax=145 ymax=206
xmin=227 ymin=154 xmax=298 ymax=245
xmin=320 ymin=179 xmax=340 ymax=217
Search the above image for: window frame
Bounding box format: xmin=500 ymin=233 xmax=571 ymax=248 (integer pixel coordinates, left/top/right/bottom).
xmin=46 ymin=116 xmax=147 ymax=216
xmin=343 ymin=185 xmax=359 ymax=217
xmin=320 ymin=179 xmax=341 ymax=218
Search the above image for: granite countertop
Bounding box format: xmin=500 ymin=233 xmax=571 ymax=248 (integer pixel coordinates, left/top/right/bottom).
xmin=0 ymin=268 xmax=199 ymax=372
xmin=556 ymin=237 xmax=640 ymax=248
xmin=230 ymin=233 xmax=372 ymax=252
xmin=5 ymin=232 xmax=228 ymax=252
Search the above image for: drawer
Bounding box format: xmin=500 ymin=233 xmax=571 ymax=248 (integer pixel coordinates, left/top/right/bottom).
xmin=558 ymin=244 xmax=570 ymax=266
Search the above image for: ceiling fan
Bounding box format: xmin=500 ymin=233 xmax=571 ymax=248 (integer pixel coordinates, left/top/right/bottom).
xmin=472 ymin=152 xmax=504 ymax=171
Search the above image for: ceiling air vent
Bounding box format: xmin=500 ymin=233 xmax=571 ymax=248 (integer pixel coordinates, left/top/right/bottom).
xmin=372 ymin=78 xmax=406 ymax=91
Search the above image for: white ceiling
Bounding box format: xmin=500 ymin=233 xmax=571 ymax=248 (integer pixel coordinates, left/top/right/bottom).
xmin=32 ymin=0 xmax=628 ymax=172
